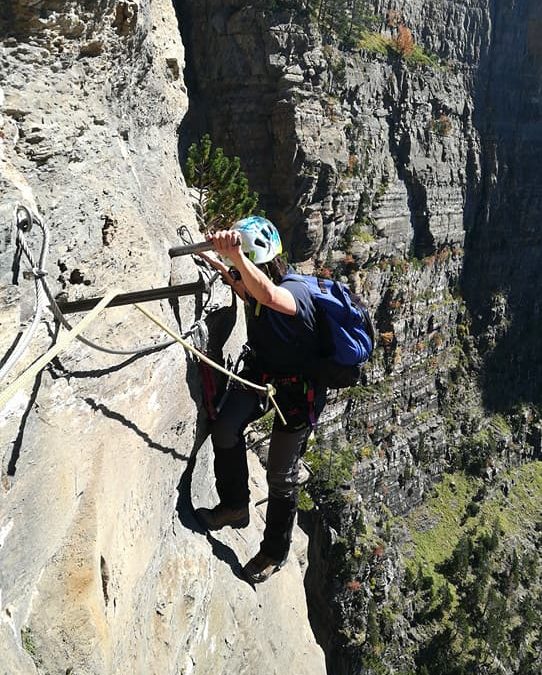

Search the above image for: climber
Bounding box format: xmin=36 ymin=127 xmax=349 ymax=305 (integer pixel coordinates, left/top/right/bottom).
xmin=195 ymin=216 xmax=327 ymax=584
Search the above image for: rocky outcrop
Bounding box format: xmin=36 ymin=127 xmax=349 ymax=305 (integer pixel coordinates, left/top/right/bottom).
xmin=3 ymin=0 xmax=542 ymax=673
xmin=0 ymin=2 xmax=324 ymax=674
xmin=178 ymin=1 xmax=542 ymax=672
xmin=179 ymin=0 xmax=477 ymax=518
xmin=178 ymin=0 xmax=482 ymax=259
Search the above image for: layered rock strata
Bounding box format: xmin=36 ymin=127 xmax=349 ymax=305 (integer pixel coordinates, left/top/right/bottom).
xmin=179 ymin=1 xmax=542 ymax=671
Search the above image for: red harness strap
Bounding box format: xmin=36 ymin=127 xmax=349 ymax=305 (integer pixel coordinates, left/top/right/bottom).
xmin=199 ymin=360 xmax=218 ymax=420
xmin=261 ymin=373 xmax=316 ymax=429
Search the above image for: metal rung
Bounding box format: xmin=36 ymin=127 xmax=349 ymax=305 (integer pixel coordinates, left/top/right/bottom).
xmin=55 ymin=279 xmax=208 ymax=314
xmin=168 ymin=241 xmax=214 ymax=258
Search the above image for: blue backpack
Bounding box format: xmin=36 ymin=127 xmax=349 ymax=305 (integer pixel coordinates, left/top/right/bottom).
xmin=283 ymin=274 xmax=375 ymax=388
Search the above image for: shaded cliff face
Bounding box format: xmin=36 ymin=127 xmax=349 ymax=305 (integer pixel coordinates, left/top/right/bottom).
xmin=463 ymin=0 xmax=542 ymax=409
xmin=178 ymin=0 xmax=488 ymax=259
xmin=177 ymin=0 xmax=541 ymax=503
xmin=0 ymin=2 xmax=325 ymax=674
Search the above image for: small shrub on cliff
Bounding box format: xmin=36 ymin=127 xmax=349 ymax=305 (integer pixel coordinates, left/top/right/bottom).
xmin=358 ymin=30 xmax=390 ymax=55
xmin=21 ymin=627 xmax=37 ymax=658
xmin=360 ymin=26 xmax=440 ymax=68
xmin=431 ymin=114 xmax=453 ymax=136
xmin=300 ymin=0 xmax=380 ymax=48
xmin=298 ymin=488 xmax=315 ymax=511
xmin=386 ymin=9 xmax=402 ymax=29
xmin=184 ymin=134 xmax=261 ymax=232
xmin=393 ymin=25 xmax=415 ymax=57
xmin=304 ymin=439 xmax=357 ymax=496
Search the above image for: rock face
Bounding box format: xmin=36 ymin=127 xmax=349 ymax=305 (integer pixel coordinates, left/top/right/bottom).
xmin=178 ymin=1 xmax=542 ymax=672
xmin=179 ymin=0 xmax=479 ymax=522
xmin=2 ymin=0 xmax=542 ymax=673
xmin=177 ymin=0 xmax=542 ymax=502
xmin=463 ymin=0 xmax=542 ymax=409
xmin=0 ymin=2 xmax=324 ymax=674
xmin=178 ymin=0 xmax=481 ymax=259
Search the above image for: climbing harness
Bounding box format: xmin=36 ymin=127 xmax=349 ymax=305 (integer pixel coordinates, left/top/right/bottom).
xmin=260 ymin=372 xmax=318 ymax=430
xmin=1 ymin=204 xmax=286 ymax=425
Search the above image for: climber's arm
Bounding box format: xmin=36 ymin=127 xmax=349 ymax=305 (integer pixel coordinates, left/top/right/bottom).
xmin=209 ymin=230 xmax=296 ymax=315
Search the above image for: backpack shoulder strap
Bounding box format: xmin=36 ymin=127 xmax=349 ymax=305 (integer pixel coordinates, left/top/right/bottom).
xmin=282 ymin=273 xmax=305 ymax=284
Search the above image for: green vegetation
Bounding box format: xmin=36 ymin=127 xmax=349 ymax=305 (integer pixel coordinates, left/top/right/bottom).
xmin=21 ymin=626 xmax=42 ymax=667
xmin=402 ymin=464 xmax=542 ymax=673
xmin=263 ymin=1 xmax=379 ymax=48
xmin=456 ymin=412 xmax=514 ymax=475
xmin=263 ymin=2 xmax=441 ymax=67
xmin=358 ymin=30 xmax=389 ymax=55
xmin=345 ymin=379 xmax=392 ymax=402
xmin=251 ymin=409 xmax=275 ymax=436
xmin=309 ymin=0 xmax=379 ymax=48
xmin=184 ymin=134 xmax=261 ymax=233
xmin=406 ymin=43 xmax=441 ymax=67
xmin=21 ymin=627 xmax=37 ymax=657
xmin=298 ymin=488 xmax=315 ymax=511
xmin=405 ymin=473 xmax=479 ymax=584
xmin=359 ymin=30 xmax=440 ymax=67
xmin=340 ymin=218 xmax=376 ymax=251
xmin=356 ymin=230 xmax=375 ymax=243
xmin=406 ymin=466 xmax=542 ymax=579
xmin=318 ymin=458 xmax=542 ymax=673
xmin=303 ymin=437 xmax=357 ymax=499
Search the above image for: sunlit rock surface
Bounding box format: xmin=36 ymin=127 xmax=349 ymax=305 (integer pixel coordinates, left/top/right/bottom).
xmin=0 ymin=2 xmax=325 ymax=673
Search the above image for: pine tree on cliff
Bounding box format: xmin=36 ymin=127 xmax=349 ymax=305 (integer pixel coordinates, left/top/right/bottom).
xmin=266 ymin=0 xmax=375 ymax=47
xmin=184 ymin=134 xmax=261 ymax=232
xmin=306 ymin=0 xmax=374 ymax=42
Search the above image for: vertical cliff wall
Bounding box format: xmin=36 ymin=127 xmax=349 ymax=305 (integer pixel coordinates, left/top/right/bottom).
xmin=177 ymin=1 xmax=542 ymax=672
xmin=177 ymin=0 xmax=542 ymax=509
xmin=178 ymin=0 xmax=483 ymax=518
xmin=463 ymin=0 xmax=542 ymax=409
xmin=0 ymin=2 xmax=325 ymax=674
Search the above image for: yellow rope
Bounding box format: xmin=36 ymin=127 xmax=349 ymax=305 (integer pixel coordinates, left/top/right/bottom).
xmin=133 ymin=303 xmax=287 ymax=425
xmin=0 ymin=290 xmax=287 ymax=426
xmin=0 ymin=289 xmax=119 ymax=410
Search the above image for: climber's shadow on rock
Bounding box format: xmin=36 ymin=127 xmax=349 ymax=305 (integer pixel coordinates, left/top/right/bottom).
xmin=174 ymin=433 xmax=250 ymax=585
xmin=205 ymin=531 xmax=249 ymax=583
xmin=174 ymin=293 xmax=251 ymax=583
xmin=174 ymin=301 xmax=237 ymax=531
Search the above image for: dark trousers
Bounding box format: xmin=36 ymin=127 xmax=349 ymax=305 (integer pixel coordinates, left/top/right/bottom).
xmin=210 ymin=377 xmax=326 ymax=560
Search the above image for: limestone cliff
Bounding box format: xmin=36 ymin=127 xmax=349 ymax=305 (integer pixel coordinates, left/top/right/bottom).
xmin=2 ymin=0 xmax=542 ymax=673
xmin=178 ymin=1 xmax=542 ymax=672
xmin=0 ymin=2 xmax=325 ymax=674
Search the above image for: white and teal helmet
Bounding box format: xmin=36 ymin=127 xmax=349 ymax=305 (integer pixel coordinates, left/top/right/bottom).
xmin=232 ymin=216 xmax=282 ymax=265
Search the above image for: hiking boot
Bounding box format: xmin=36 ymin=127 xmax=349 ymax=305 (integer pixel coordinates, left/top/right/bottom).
xmin=195 ymin=504 xmax=249 ymax=530
xmin=242 ymin=550 xmax=286 ymax=584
